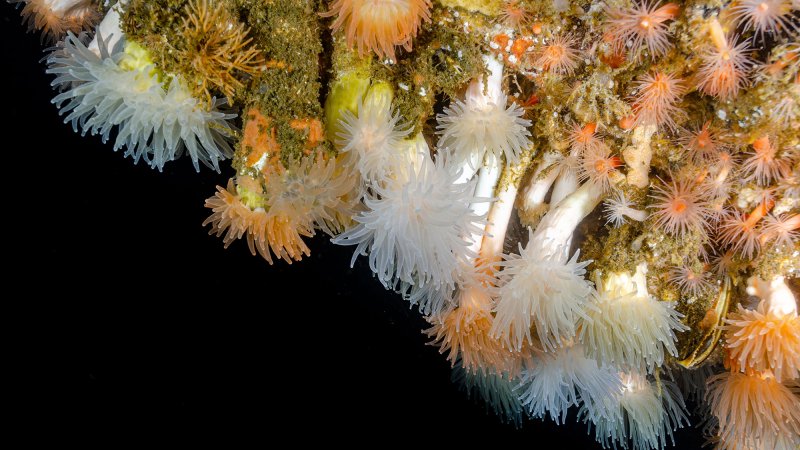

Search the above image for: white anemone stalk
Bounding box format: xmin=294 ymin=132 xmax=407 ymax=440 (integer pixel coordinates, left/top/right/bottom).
xmin=518 ymin=152 xmax=562 ymax=225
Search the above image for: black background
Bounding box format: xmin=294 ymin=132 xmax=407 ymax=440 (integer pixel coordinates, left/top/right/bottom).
xmin=3 ymin=4 xmax=705 ymax=445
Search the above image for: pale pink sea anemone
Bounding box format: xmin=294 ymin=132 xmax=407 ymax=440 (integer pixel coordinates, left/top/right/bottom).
xmin=649 ymin=175 xmax=712 ymax=239
xmin=605 ymin=1 xmax=680 ymax=60
xmin=696 ymin=32 xmax=753 ymax=101
xmin=729 ymin=0 xmax=799 ymax=40
xmin=533 ymin=34 xmax=581 ymax=75
xmin=631 ymin=72 xmax=686 ymax=130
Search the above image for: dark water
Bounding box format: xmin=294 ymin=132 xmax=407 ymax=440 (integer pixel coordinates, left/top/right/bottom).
xmin=2 ymin=4 xmax=706 ymax=446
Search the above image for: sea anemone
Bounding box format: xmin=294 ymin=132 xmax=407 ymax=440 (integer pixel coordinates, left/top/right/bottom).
xmin=763 ymin=213 xmax=800 ymax=249
xmin=603 ymin=191 xmax=648 ymax=227
xmin=270 ymin=153 xmax=356 ymax=238
xmin=452 ymin=364 xmax=525 ymax=426
xmin=605 ymin=1 xmax=680 ymax=60
xmin=718 ymin=210 xmax=764 ymax=259
xmin=581 ymin=264 xmax=688 ymax=373
xmin=723 ymin=300 xmax=800 ymax=382
xmin=668 ymin=264 xmax=714 ymax=298
xmin=677 ymin=121 xmax=727 ymax=165
xmin=493 ymin=181 xmax=606 ymax=352
xmin=729 ymin=0 xmax=799 ymax=41
xmin=426 ymin=266 xmax=512 ymax=374
xmin=333 ymin=153 xmax=485 ymax=294
xmin=568 ymin=122 xmax=601 ymax=154
xmin=631 ymin=71 xmax=686 ymax=131
xmin=13 ymin=0 xmax=98 ymax=44
xmin=321 ymin=0 xmax=432 ymax=61
xmin=335 ymin=86 xmax=412 ymax=185
xmin=498 ymin=0 xmax=531 ymax=30
xmin=649 ymin=175 xmax=712 ymax=239
xmin=696 ymin=23 xmax=753 ymax=101
xmin=203 ymin=177 xmax=312 ymax=264
xmin=204 ymin=153 xmax=352 ymax=263
xmin=578 ymin=142 xmax=623 ymax=193
xmin=706 ymin=372 xmax=800 ymax=450
xmin=742 ymin=135 xmax=792 ymax=185
xmin=586 ymin=373 xmax=689 ymax=450
xmin=437 ymin=86 xmax=531 ymax=171
xmin=492 ymin=229 xmax=594 ymax=352
xmin=47 ymin=30 xmax=235 ymax=171
xmin=517 ymin=344 xmax=623 ymax=424
xmin=533 ymin=34 xmax=581 ymax=75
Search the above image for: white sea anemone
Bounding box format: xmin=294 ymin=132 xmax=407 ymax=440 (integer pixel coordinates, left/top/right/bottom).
xmin=452 ymin=363 xmax=525 ymax=426
xmin=603 ymin=190 xmax=647 ymax=227
xmin=47 ymin=29 xmax=235 ymax=171
xmin=333 ymin=153 xmax=485 ymax=295
xmin=436 ymin=67 xmax=531 ymax=171
xmin=335 ymin=85 xmax=412 ymax=185
xmin=267 ymin=153 xmax=356 ymax=238
xmin=585 ymin=373 xmax=689 ymax=450
xmin=492 ymin=233 xmax=593 ymax=352
xmin=580 ymin=263 xmax=688 ymax=373
xmin=492 ymin=181 xmax=603 ymax=352
xmin=517 ymin=344 xmax=623 ymax=424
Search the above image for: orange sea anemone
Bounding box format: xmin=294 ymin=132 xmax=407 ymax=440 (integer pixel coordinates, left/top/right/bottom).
xmin=723 ymin=300 xmax=800 ymax=383
xmin=706 ymin=372 xmax=800 ymax=450
xmin=425 ymin=289 xmax=512 ymax=375
xmin=322 ymin=0 xmax=432 ymax=61
xmin=533 ymin=34 xmax=581 ymax=75
xmin=498 ymin=0 xmax=531 ymax=30
xmin=203 ymin=177 xmax=313 ymax=265
xmin=15 ymin=0 xmax=98 ymax=44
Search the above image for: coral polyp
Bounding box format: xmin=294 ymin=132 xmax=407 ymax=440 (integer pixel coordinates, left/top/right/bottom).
xmin=15 ymin=0 xmax=800 ymax=445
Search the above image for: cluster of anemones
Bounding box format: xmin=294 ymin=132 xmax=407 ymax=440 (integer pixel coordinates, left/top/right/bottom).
xmin=16 ymin=0 xmax=800 ymax=448
xmin=708 ymin=276 xmax=800 ymax=449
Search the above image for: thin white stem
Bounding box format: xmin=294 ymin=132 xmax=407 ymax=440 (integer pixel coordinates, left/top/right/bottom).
xmin=623 ymin=208 xmax=648 ymax=222
xmin=480 ymin=182 xmax=518 ymax=262
xmin=467 ymin=153 xmax=502 ymax=255
xmin=550 ymin=168 xmax=579 ymax=207
xmin=520 ymin=152 xmax=560 ymax=214
xmin=532 ymin=181 xmax=605 ymax=259
xmin=479 ymin=158 xmax=529 ymax=262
